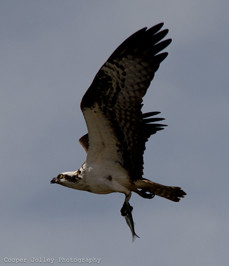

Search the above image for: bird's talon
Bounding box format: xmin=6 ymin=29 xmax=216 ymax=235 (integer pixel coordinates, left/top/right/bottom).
xmin=121 ymin=203 xmax=133 ymax=216
xmin=137 ymin=189 xmax=155 ymax=199
xmin=121 ymin=205 xmax=127 ymax=216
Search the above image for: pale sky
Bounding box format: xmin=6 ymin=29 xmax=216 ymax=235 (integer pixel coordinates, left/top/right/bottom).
xmin=0 ymin=1 xmax=228 ymax=265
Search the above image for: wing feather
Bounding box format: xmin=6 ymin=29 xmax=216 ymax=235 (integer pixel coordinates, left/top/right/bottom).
xmin=79 ymin=134 xmax=89 ymax=153
xmin=80 ymin=23 xmax=171 ymax=181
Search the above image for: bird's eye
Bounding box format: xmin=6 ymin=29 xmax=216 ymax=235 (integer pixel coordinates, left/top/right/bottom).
xmin=59 ymin=174 xmax=64 ymax=179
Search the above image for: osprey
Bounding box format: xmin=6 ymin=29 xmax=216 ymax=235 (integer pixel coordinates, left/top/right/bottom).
xmin=51 ymin=23 xmax=186 ymax=240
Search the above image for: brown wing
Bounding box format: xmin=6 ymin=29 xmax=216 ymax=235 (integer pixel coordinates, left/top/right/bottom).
xmin=78 ymin=134 xmax=89 ymax=153
xmin=80 ymin=23 xmax=170 ymax=181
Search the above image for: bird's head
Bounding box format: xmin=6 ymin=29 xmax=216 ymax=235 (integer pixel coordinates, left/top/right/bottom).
xmin=50 ymin=171 xmax=82 ymax=189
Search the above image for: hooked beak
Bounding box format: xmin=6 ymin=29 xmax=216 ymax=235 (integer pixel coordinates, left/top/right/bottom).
xmin=50 ymin=177 xmax=57 ymax=184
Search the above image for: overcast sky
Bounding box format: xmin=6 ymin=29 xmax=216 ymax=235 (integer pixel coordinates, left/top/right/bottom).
xmin=0 ymin=0 xmax=228 ymax=265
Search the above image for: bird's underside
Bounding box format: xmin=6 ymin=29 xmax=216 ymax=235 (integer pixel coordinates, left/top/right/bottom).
xmin=51 ymin=23 xmax=186 ymax=240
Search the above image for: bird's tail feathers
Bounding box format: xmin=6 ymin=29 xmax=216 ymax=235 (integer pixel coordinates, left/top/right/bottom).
xmin=134 ymin=178 xmax=186 ymax=202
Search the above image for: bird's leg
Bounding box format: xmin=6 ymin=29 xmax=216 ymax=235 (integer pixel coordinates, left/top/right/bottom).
xmin=135 ymin=188 xmax=155 ymax=199
xmin=120 ymin=193 xmax=139 ymax=241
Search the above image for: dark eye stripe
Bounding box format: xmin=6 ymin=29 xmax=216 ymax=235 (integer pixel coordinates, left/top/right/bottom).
xmin=65 ymin=175 xmax=78 ymax=183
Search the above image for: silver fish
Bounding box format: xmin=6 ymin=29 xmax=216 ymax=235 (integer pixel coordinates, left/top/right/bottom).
xmin=121 ymin=202 xmax=139 ymax=241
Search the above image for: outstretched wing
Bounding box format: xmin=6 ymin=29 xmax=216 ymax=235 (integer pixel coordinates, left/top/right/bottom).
xmin=79 ymin=111 xmax=166 ymax=154
xmin=80 ymin=23 xmax=171 ymax=181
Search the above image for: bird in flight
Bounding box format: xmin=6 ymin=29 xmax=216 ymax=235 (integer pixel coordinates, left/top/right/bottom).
xmin=51 ymin=23 xmax=186 ymax=240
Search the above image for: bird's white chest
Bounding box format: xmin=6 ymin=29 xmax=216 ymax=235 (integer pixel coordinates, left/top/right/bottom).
xmin=83 ymin=161 xmax=130 ymax=195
